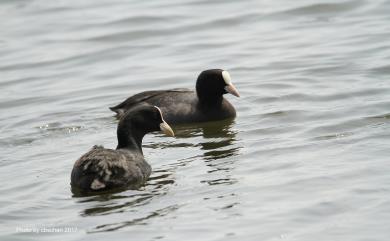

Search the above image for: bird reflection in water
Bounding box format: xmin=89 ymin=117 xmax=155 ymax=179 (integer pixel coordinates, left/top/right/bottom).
xmin=199 ymin=118 xmax=239 ymax=160
xmin=173 ymin=118 xmax=241 ymax=186
xmin=145 ymin=118 xmax=240 ymax=162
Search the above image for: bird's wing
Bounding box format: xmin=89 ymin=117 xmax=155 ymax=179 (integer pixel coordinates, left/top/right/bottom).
xmin=109 ymin=88 xmax=191 ymax=115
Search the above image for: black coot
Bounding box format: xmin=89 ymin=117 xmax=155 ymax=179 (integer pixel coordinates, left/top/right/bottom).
xmin=110 ymin=69 xmax=240 ymax=124
xmin=71 ymin=105 xmax=175 ymax=193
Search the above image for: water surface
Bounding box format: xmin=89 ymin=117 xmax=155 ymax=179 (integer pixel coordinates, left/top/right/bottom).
xmin=1 ymin=0 xmax=390 ymax=240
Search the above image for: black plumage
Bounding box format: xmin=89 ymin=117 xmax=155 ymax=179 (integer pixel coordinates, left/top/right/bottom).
xmin=71 ymin=105 xmax=174 ymax=193
xmin=110 ymin=69 xmax=240 ymax=124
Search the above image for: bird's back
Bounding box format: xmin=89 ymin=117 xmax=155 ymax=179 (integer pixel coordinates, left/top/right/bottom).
xmin=71 ymin=146 xmax=151 ymax=192
xmin=109 ymin=89 xmax=191 ymax=117
xmin=110 ymin=89 xmax=236 ymax=124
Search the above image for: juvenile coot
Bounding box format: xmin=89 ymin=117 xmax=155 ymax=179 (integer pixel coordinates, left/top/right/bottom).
xmin=109 ymin=69 xmax=240 ymax=124
xmin=71 ymin=105 xmax=175 ymax=193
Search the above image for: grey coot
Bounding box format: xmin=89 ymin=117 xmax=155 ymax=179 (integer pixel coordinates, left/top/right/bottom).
xmin=109 ymin=69 xmax=240 ymax=124
xmin=71 ymin=105 xmax=175 ymax=193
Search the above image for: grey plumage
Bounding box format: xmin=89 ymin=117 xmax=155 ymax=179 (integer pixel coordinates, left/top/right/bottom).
xmin=71 ymin=145 xmax=151 ymax=191
xmin=70 ymin=105 xmax=174 ymax=194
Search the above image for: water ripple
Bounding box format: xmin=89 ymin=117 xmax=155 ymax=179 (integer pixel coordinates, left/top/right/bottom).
xmin=1 ymin=0 xmax=390 ymax=240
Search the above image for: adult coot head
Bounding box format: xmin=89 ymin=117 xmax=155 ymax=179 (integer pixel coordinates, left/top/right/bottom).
xmin=196 ymin=69 xmax=240 ymax=105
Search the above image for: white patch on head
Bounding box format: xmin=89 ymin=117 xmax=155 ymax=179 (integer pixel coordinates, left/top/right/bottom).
xmin=154 ymin=106 xmax=165 ymax=122
xmin=91 ymin=179 xmax=106 ymax=190
xmin=222 ymin=70 xmax=232 ymax=85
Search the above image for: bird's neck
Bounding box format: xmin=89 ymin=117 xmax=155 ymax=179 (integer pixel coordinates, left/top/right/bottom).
xmin=116 ymin=126 xmax=145 ymax=154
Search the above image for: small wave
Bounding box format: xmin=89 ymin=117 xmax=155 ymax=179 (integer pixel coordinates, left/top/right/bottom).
xmin=281 ymin=0 xmax=366 ymax=16
xmin=369 ymin=65 xmax=390 ymax=75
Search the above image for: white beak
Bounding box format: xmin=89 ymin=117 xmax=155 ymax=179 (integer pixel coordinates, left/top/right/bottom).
xmin=225 ymin=84 xmax=240 ymax=97
xmin=160 ymin=122 xmax=175 ymax=137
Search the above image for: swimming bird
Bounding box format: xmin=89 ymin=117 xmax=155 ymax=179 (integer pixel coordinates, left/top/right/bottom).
xmin=71 ymin=105 xmax=175 ymax=193
xmin=109 ymin=69 xmax=240 ymax=124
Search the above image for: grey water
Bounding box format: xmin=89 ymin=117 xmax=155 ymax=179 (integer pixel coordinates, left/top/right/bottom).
xmin=1 ymin=0 xmax=390 ymax=240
